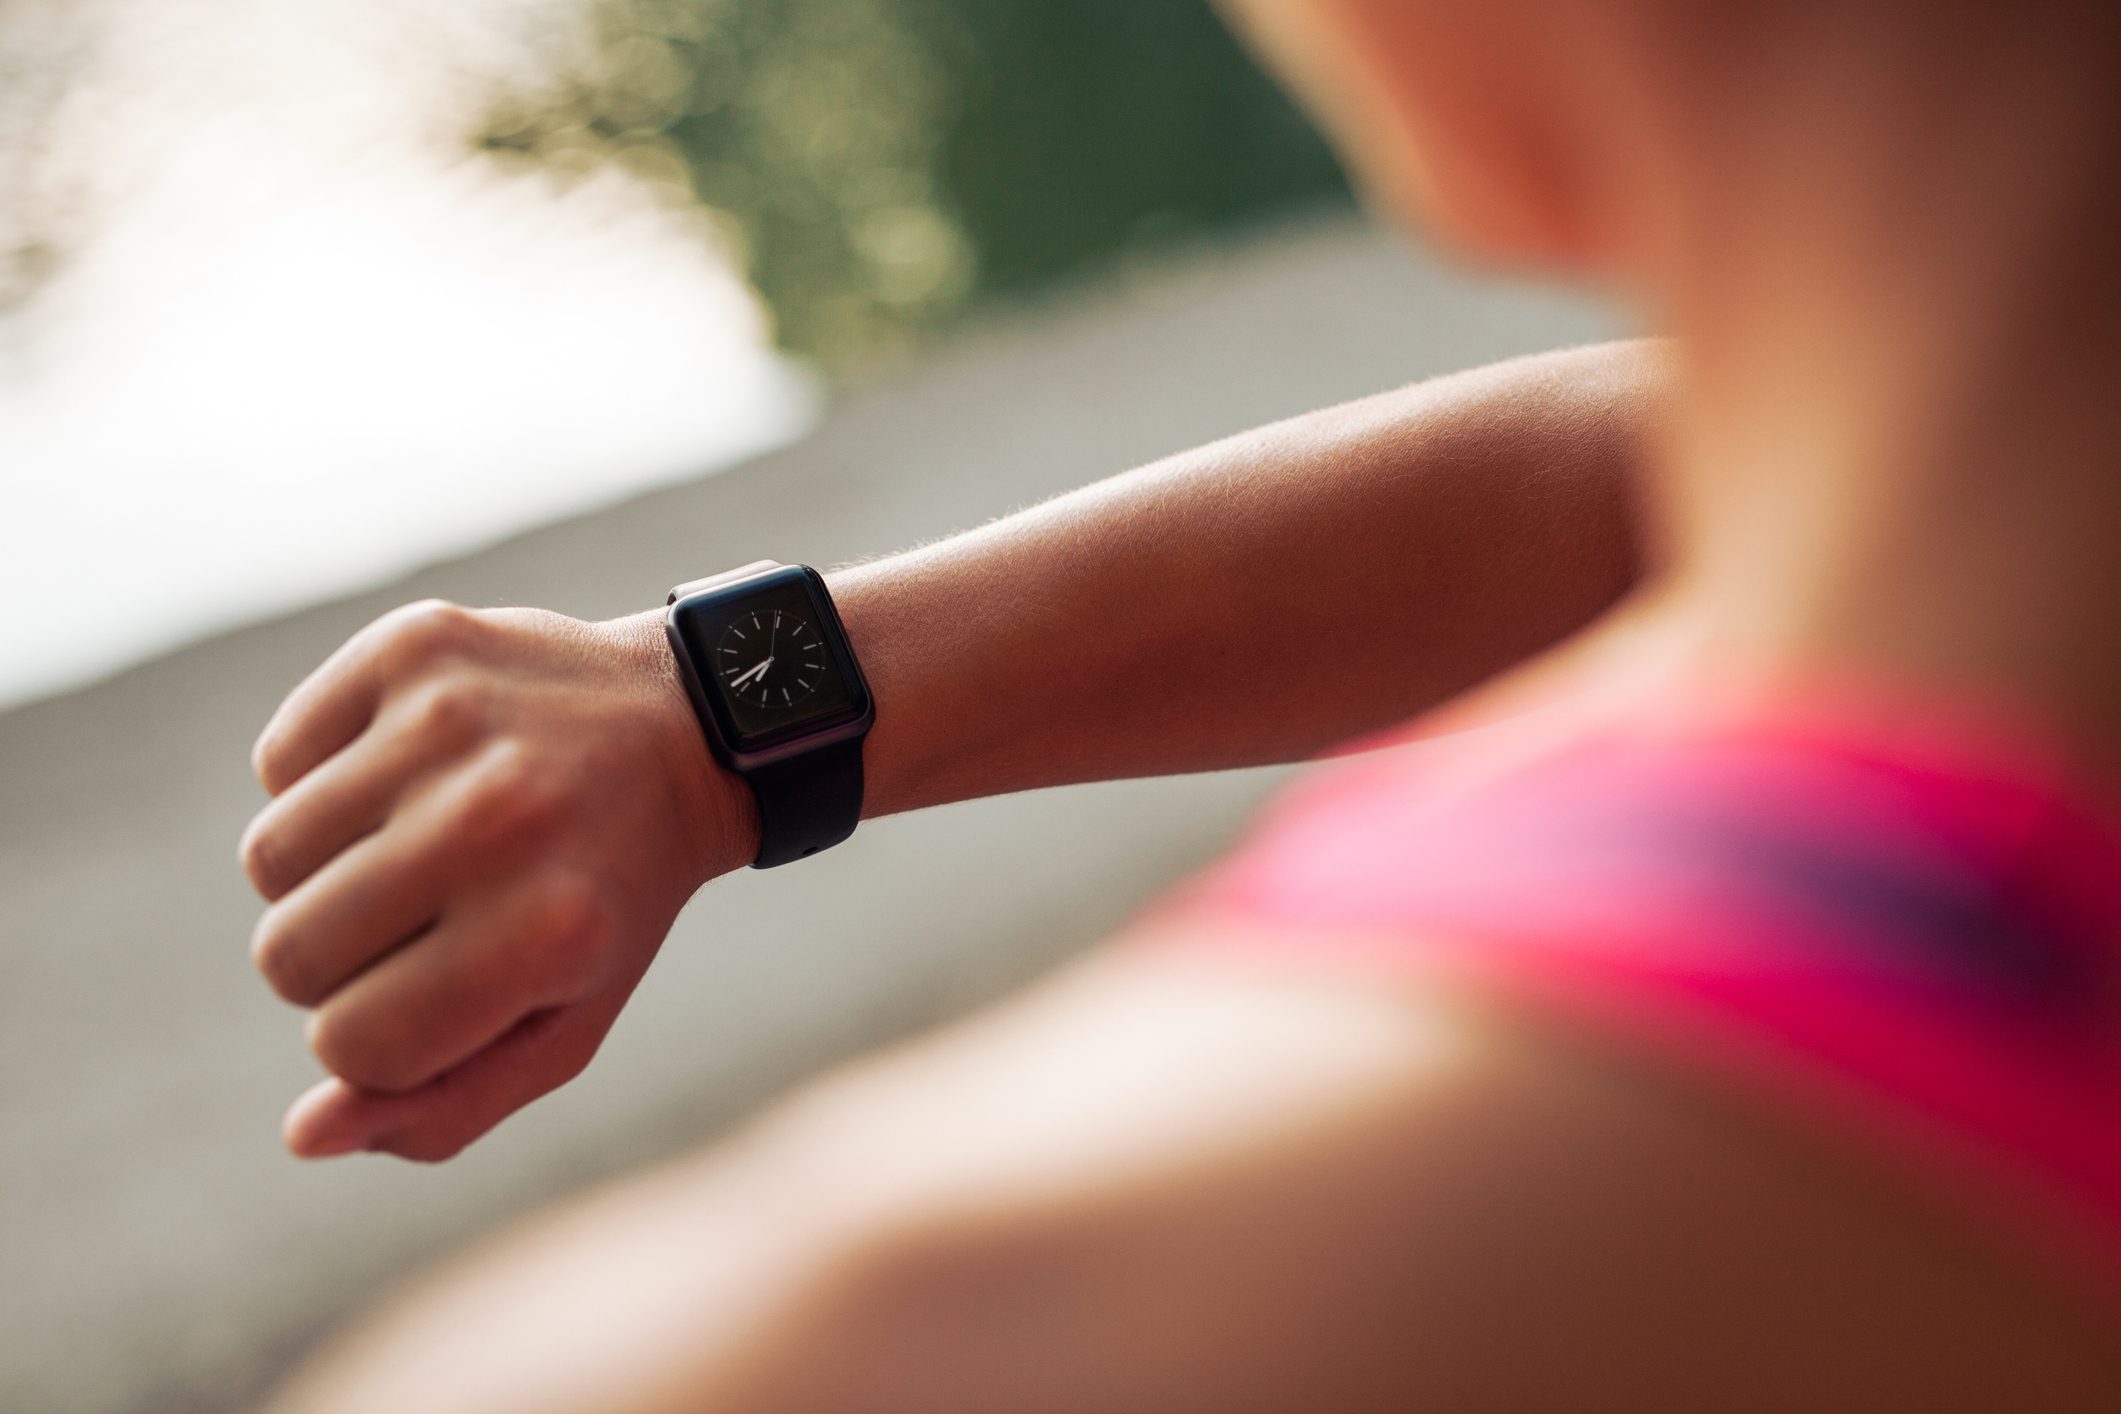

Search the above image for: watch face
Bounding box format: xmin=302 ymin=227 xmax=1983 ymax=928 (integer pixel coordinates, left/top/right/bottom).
xmin=670 ymin=567 xmax=869 ymax=756
xmin=716 ymin=606 xmax=826 ymax=710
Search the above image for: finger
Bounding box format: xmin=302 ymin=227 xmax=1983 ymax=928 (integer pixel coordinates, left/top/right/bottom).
xmin=250 ymin=733 xmax=556 ymax=1006
xmin=238 ymin=683 xmax=482 ymax=902
xmin=253 ymin=599 xmax=476 ymax=796
xmin=285 ymin=1006 xmax=603 ymax=1162
xmin=304 ymin=873 xmax=605 ymax=1094
xmin=250 ymin=811 xmax=454 ymax=1008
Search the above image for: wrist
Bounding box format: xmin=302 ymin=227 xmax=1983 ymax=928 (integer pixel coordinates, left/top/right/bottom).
xmin=823 ymin=557 xmax=991 ymax=821
xmin=607 ymin=608 xmax=761 ymax=883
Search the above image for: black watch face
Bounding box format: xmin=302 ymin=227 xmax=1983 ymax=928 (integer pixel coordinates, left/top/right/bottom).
xmin=671 ymin=568 xmax=868 ymax=754
xmin=717 ymin=606 xmax=826 ymax=711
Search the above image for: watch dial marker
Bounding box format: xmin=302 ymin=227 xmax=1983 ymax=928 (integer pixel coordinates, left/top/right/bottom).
xmin=716 ymin=608 xmax=827 ymax=712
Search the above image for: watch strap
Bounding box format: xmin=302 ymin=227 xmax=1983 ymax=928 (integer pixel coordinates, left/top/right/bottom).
xmin=666 ymin=559 xmax=867 ymax=870
xmin=745 ymin=735 xmax=865 ymax=867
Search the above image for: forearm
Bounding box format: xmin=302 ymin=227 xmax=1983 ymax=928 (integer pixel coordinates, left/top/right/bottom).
xmin=836 ymin=339 xmax=1667 ymax=817
xmin=232 ymin=340 xmax=1664 ymax=1166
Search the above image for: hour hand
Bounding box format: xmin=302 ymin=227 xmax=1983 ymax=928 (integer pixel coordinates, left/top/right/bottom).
xmin=729 ymin=658 xmax=772 ymax=689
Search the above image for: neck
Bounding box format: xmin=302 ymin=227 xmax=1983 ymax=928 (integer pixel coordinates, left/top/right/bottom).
xmin=1628 ymin=11 xmax=2121 ymax=759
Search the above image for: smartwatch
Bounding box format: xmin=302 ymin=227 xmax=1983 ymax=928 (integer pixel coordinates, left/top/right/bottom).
xmin=664 ymin=561 xmax=874 ymax=868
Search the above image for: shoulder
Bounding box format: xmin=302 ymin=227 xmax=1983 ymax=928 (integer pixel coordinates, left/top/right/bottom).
xmin=268 ymin=935 xmax=2121 ymax=1414
xmin=798 ymin=937 xmax=2121 ymax=1412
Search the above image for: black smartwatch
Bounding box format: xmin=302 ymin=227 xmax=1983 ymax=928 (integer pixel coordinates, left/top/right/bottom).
xmin=664 ymin=561 xmax=874 ymax=868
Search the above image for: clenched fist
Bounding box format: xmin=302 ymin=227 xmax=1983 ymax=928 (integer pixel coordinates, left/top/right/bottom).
xmin=239 ymin=600 xmax=755 ymax=1161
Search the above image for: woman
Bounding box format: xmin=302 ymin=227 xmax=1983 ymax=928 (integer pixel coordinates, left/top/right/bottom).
xmin=246 ymin=0 xmax=2121 ymax=1407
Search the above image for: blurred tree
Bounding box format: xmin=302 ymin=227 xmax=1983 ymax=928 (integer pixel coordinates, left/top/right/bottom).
xmin=484 ymin=0 xmax=1349 ymax=372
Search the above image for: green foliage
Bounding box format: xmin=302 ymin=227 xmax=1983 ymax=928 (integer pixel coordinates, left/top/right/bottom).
xmin=485 ymin=0 xmax=1349 ymax=371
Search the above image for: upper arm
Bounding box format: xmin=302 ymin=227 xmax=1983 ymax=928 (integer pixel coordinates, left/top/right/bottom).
xmin=269 ymin=936 xmax=2121 ymax=1414
xmin=779 ymin=940 xmax=2121 ymax=1414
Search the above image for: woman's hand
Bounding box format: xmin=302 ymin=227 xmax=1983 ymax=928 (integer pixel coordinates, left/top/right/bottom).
xmin=228 ymin=344 xmax=1661 ymax=1164
xmin=238 ymin=599 xmax=756 ymax=1161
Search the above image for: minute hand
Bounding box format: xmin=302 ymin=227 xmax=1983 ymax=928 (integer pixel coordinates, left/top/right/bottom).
xmin=730 ymin=658 xmax=773 ymax=689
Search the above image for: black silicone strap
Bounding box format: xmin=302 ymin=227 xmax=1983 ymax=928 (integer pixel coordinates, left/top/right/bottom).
xmin=745 ymin=736 xmax=865 ymax=868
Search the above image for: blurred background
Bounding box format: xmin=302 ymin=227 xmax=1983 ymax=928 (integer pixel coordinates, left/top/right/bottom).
xmin=1 ymin=0 xmax=1347 ymax=705
xmin=0 ymin=2 xmax=1618 ymax=1410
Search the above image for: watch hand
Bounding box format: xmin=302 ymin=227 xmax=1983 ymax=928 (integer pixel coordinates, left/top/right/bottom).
xmin=730 ymin=658 xmax=772 ymax=689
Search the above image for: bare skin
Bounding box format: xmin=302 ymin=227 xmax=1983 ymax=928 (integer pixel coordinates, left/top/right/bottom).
xmin=241 ymin=340 xmax=1656 ymax=1161
xmin=255 ymin=0 xmax=2121 ymax=1406
xmin=272 ymin=947 xmax=2121 ymax=1414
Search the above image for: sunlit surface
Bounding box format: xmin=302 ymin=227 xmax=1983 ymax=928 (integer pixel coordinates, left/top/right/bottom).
xmin=0 ymin=0 xmax=815 ymax=708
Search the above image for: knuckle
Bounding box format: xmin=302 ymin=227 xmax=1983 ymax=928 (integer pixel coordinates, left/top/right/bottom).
xmin=250 ymin=910 xmax=320 ymax=1006
xmin=400 ymin=597 xmax=471 ymax=635
xmin=460 ymin=739 xmax=561 ymax=842
xmin=379 ymin=599 xmax=477 ymax=669
xmin=522 ymin=876 xmax=608 ymax=988
xmin=238 ymin=819 xmax=288 ymax=898
xmin=250 ymin=733 xmax=288 ymax=794
xmin=404 ymin=677 xmax=487 ymax=743
xmin=252 ymin=726 xmax=311 ymax=798
xmin=308 ymin=1007 xmax=422 ymax=1093
xmin=511 ymin=925 xmax=577 ymax=999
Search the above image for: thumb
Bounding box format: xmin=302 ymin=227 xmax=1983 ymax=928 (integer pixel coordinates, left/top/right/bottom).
xmin=283 ymin=1008 xmax=597 ymax=1162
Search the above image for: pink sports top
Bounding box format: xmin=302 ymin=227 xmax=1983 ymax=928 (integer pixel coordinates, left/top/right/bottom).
xmin=1158 ymin=679 xmax=2121 ymax=1306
